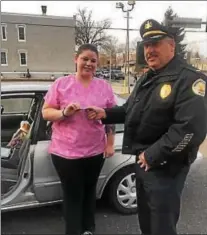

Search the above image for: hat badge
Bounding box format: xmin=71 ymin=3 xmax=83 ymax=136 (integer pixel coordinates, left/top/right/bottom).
xmin=145 ymin=21 xmax=152 ymax=29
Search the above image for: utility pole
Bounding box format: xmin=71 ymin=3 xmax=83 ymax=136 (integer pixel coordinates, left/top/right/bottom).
xmin=124 ymin=11 xmax=131 ymax=93
xmin=126 ymin=11 xmax=130 ymax=94
xmin=116 ymin=0 xmax=136 ymax=94
xmin=109 ymin=50 xmax=112 ymax=83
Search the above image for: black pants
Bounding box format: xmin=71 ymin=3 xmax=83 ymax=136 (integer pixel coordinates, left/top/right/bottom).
xmin=51 ymin=153 xmax=105 ymax=235
xmin=135 ymin=163 xmax=190 ymax=235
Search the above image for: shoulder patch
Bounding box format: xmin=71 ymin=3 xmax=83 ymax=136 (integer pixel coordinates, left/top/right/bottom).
xmin=192 ymin=78 xmax=206 ymax=97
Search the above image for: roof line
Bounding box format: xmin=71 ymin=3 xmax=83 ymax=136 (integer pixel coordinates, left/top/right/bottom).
xmin=1 ymin=12 xmax=74 ymax=20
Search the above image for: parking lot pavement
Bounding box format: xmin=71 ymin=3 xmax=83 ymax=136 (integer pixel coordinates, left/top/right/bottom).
xmin=111 ymin=82 xmax=135 ymax=95
xmin=2 ymin=162 xmax=207 ymax=235
xmin=1 ymin=200 xmax=140 ymax=235
xmin=2 ymin=139 xmax=206 ymax=235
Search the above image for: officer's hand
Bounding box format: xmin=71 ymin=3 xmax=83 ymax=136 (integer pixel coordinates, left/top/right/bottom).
xmin=86 ymin=106 xmax=106 ymax=120
xmin=137 ymin=152 xmax=150 ymax=171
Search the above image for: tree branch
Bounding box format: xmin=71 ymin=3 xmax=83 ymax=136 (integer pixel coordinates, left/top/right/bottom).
xmin=75 ymin=7 xmax=112 ymax=49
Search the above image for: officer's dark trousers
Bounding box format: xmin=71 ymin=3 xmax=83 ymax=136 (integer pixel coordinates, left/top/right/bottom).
xmin=135 ymin=163 xmax=190 ymax=235
xmin=51 ymin=153 xmax=105 ymax=235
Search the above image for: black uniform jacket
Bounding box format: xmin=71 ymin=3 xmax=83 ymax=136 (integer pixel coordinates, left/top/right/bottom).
xmin=103 ymin=56 xmax=207 ymax=168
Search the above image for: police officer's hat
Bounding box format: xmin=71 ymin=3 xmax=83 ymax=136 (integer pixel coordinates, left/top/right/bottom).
xmin=140 ymin=19 xmax=174 ymax=44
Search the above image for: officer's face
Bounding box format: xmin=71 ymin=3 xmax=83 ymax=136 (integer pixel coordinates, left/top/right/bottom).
xmin=144 ymin=38 xmax=175 ymax=70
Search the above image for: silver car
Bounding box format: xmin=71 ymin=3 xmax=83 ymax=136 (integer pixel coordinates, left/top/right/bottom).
xmin=1 ymin=82 xmax=205 ymax=214
xmin=1 ymin=82 xmax=136 ymax=214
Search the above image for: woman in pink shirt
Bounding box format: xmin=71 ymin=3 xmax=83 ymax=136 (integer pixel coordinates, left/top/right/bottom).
xmin=42 ymin=44 xmax=116 ymax=235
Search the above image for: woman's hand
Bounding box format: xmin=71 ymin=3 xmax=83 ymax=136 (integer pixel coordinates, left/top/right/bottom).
xmin=104 ymin=144 xmax=115 ymax=158
xmin=63 ymin=103 xmax=81 ymax=117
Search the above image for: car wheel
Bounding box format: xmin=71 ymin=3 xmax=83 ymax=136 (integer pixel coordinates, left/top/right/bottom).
xmin=108 ymin=166 xmax=137 ymax=215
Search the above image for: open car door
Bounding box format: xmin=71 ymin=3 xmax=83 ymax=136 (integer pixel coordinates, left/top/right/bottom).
xmin=1 ymin=92 xmax=44 ymax=212
xmin=1 ymin=139 xmax=33 ymax=211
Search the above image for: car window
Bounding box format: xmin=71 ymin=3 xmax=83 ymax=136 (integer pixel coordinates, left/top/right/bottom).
xmin=1 ymin=97 xmax=33 ymax=114
xmin=115 ymin=123 xmax=124 ymax=133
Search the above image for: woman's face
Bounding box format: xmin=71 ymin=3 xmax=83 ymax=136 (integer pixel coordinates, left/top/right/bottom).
xmin=75 ymin=49 xmax=98 ymax=78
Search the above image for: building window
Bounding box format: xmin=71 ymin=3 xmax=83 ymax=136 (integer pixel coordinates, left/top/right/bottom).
xmin=1 ymin=24 xmax=7 ymax=41
xmin=17 ymin=25 xmax=26 ymax=41
xmin=18 ymin=50 xmax=27 ymax=66
xmin=1 ymin=50 xmax=8 ymax=66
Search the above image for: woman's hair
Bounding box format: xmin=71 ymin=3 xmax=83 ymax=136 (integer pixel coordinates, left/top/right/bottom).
xmin=76 ymin=44 xmax=99 ymax=57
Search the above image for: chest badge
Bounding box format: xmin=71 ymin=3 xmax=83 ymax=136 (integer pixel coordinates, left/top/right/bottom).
xmin=192 ymin=78 xmax=206 ymax=97
xmin=160 ymin=84 xmax=172 ymax=99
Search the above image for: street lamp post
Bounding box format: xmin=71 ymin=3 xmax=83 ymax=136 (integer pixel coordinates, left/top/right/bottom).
xmin=116 ymin=0 xmax=136 ymax=94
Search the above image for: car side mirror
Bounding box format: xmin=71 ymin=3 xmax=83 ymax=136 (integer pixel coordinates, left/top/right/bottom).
xmin=1 ymin=105 xmax=4 ymax=114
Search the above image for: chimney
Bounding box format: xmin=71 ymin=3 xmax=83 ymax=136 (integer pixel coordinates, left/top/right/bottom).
xmin=41 ymin=5 xmax=47 ymax=15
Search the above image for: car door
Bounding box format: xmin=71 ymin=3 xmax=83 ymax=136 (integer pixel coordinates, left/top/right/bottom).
xmin=32 ymin=124 xmax=126 ymax=204
xmin=1 ymin=95 xmax=34 ymax=146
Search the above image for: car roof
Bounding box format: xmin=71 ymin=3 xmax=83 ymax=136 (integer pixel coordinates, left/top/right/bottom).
xmin=1 ymin=82 xmax=52 ymax=93
xmin=1 ymin=81 xmax=126 ymax=104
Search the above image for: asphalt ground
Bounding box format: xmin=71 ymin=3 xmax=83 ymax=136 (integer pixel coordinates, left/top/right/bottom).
xmin=2 ymin=155 xmax=207 ymax=235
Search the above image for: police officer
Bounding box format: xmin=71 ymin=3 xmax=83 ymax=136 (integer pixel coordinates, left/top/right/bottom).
xmin=86 ymin=19 xmax=207 ymax=235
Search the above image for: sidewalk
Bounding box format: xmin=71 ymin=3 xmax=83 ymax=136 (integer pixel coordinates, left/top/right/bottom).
xmin=111 ymin=82 xmax=134 ymax=96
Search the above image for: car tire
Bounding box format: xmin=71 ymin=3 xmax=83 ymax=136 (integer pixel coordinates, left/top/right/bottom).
xmin=108 ymin=165 xmax=137 ymax=215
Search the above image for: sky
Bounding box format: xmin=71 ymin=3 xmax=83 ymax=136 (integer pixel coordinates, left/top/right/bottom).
xmin=2 ymin=1 xmax=207 ymax=56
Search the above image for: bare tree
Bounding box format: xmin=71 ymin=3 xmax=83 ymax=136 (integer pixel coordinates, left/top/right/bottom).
xmin=130 ymin=37 xmax=140 ymax=50
xmin=101 ymin=36 xmax=119 ymax=54
xmin=116 ymin=43 xmax=126 ymax=53
xmin=75 ymin=7 xmax=112 ymax=49
xmin=101 ymin=37 xmax=129 ymax=67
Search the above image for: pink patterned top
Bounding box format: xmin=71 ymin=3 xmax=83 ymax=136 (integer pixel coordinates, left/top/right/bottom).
xmin=44 ymin=75 xmax=116 ymax=159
